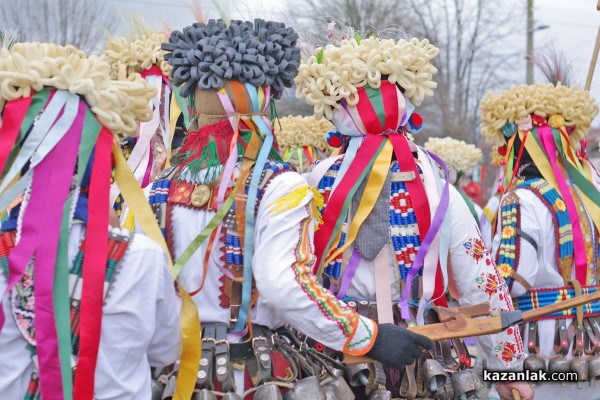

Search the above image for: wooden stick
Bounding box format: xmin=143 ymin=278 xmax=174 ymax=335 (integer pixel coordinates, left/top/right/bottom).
xmin=512 ymin=388 xmax=522 ymax=400
xmin=585 ymin=26 xmax=600 ymax=91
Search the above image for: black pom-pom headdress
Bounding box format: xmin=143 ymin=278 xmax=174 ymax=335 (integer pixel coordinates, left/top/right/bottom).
xmin=162 ymin=19 xmax=301 ymax=98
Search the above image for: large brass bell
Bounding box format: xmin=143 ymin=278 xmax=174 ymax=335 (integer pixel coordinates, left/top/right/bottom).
xmin=422 ymin=359 xmax=448 ymax=392
xmin=322 ymin=369 xmax=355 ymax=400
xmin=523 ymin=354 xmax=546 ymax=374
xmin=345 ymin=363 xmax=371 ymax=386
xmin=253 ymin=383 xmax=283 ymax=400
xmin=450 ymin=369 xmax=484 ymax=400
xmin=193 ymin=388 xmax=218 ymax=400
xmin=283 ymin=376 xmax=326 ymax=400
xmin=161 ymin=375 xmax=177 ymax=400
xmin=151 ymin=379 xmax=165 ymax=400
xmin=588 ymin=355 xmax=600 ymax=387
xmin=221 ymin=392 xmax=243 ymax=400
xmin=548 ymin=356 xmax=570 ymax=387
xmin=367 ymin=385 xmax=392 ymax=400
xmin=570 ymin=357 xmax=589 ymax=388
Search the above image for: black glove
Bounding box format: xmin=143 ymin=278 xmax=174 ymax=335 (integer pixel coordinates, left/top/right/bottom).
xmin=366 ymin=323 xmax=434 ymax=370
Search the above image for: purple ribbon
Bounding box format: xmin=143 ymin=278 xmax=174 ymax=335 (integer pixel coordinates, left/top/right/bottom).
xmin=400 ymin=151 xmax=450 ymax=320
xmin=336 ymin=247 xmax=362 ymax=300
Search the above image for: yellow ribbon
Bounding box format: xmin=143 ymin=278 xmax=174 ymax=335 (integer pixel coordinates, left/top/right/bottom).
xmin=523 ymin=132 xmax=600 ymax=230
xmin=166 ymin=96 xmax=183 ymax=169
xmin=112 ymin=144 xmax=200 ymax=400
xmin=324 ymin=139 xmax=393 ymax=265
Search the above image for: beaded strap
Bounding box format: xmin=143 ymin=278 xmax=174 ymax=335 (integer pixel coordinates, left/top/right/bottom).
xmin=516 ymin=285 xmax=600 ymax=319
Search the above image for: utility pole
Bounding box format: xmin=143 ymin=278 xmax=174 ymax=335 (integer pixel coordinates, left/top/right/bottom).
xmin=526 ymin=0 xmax=534 ymax=84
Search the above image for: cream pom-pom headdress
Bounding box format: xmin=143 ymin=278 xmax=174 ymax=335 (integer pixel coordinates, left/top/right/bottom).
xmin=102 ymin=32 xmax=171 ymax=80
xmin=274 ymin=115 xmax=333 ymax=172
xmin=424 ymin=137 xmax=483 ymax=177
xmin=295 ymin=35 xmax=439 ymax=121
xmin=480 ymin=83 xmax=597 ymax=145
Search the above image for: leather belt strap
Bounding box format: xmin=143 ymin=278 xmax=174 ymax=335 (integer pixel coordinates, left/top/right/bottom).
xmin=214 ymin=324 xmax=235 ymax=392
xmin=586 ymin=317 xmax=600 ymax=354
xmin=527 ymin=321 xmax=540 ymax=354
xmin=554 ymin=319 xmax=569 ymax=355
xmin=198 ymin=324 xmax=216 ymax=389
xmin=374 ymin=245 xmax=394 ymax=324
xmin=516 ymin=228 xmax=538 ymax=252
xmin=248 ymin=325 xmax=273 ymax=386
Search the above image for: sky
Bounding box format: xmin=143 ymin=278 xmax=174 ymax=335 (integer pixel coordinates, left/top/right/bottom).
xmin=109 ymin=0 xmax=600 ymax=125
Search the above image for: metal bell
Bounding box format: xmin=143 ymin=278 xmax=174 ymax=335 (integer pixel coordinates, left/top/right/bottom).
xmin=548 ymin=356 xmax=570 ymax=374
xmin=161 ymin=375 xmax=177 ymax=400
xmin=523 ymin=354 xmax=546 ymax=374
xmin=570 ymin=357 xmax=589 ymax=388
xmin=450 ymin=369 xmax=484 ymax=400
xmin=322 ymin=370 xmax=355 ymax=400
xmin=344 ymin=363 xmax=371 ymax=386
xmin=283 ymin=376 xmax=326 ymax=400
xmin=193 ymin=388 xmax=218 ymax=400
xmin=221 ymin=392 xmax=244 ymax=400
xmin=588 ymin=355 xmax=600 ymax=386
xmin=151 ymin=379 xmax=165 ymax=400
xmin=367 ymin=385 xmax=392 ymax=400
xmin=254 ymin=383 xmax=283 ymax=400
xmin=422 ymin=359 xmax=448 ymax=392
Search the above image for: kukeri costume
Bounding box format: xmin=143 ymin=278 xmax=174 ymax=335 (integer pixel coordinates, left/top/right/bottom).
xmin=152 ymin=18 xmax=429 ymax=400
xmin=295 ymin=29 xmax=524 ymax=399
xmin=0 ymin=42 xmax=181 ymax=400
xmin=482 ymin=80 xmax=600 ymax=399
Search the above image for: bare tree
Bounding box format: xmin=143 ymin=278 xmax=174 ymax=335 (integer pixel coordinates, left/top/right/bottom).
xmin=400 ymin=0 xmax=523 ymax=142
xmin=0 ymin=0 xmax=119 ymax=53
xmin=284 ymin=0 xmax=523 ymax=144
xmin=287 ymin=0 xmax=409 ymax=38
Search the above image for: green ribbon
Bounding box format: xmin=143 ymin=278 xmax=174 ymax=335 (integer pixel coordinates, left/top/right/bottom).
xmin=365 ymin=86 xmax=386 ymax=130
xmin=317 ymin=139 xmax=386 ymax=275
xmin=54 ymin=195 xmax=74 ymax=400
xmin=53 ymin=110 xmax=101 ymax=400
xmin=173 ymin=188 xmax=237 ymax=278
xmin=457 ymin=188 xmax=480 ymax=229
xmin=173 ymin=85 xmax=191 ymax=130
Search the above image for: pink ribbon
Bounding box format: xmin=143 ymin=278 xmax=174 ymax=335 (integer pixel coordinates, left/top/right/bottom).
xmin=4 ymin=101 xmax=84 ymax=400
xmin=538 ymin=126 xmax=588 ymax=283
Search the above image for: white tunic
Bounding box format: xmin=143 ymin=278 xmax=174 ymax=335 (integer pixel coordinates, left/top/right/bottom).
xmin=171 ymin=170 xmax=375 ymax=354
xmin=0 ymin=224 xmax=182 ymax=400
xmin=491 ymin=189 xmax=600 ymax=400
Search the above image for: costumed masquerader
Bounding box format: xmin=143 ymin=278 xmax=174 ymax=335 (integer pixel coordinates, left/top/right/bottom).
xmin=101 ymin=30 xmax=191 ymax=220
xmin=152 ymin=17 xmax=436 ymax=400
xmin=296 ymin=26 xmax=530 ymax=400
xmin=0 ymin=42 xmax=182 ymax=399
xmin=423 ymin=137 xmax=492 ymax=247
xmin=273 ymin=115 xmax=333 ymax=173
xmin=482 ymin=68 xmax=600 ymax=399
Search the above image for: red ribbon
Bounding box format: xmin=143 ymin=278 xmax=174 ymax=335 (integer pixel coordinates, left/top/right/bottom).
xmin=313 ymin=135 xmax=383 ymax=274
xmin=388 ymin=135 xmax=445 ymax=305
xmin=72 ymin=128 xmax=113 ymax=400
xmin=355 ymin=87 xmax=383 ymax=134
xmin=0 ymin=95 xmax=33 ymax=175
